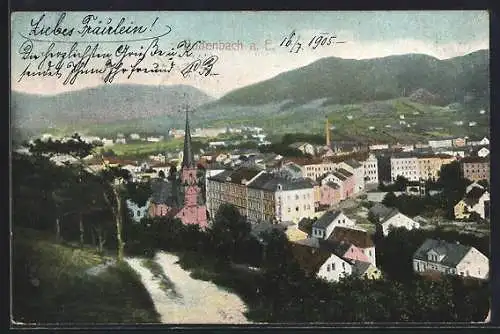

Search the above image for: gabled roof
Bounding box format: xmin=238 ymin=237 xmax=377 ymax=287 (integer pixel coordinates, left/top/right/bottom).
xmin=326 ymin=181 xmax=340 ymax=189
xmin=352 ymin=261 xmax=372 ymax=276
xmin=319 ymin=239 xmax=351 ymax=257
xmin=313 ymin=210 xmax=343 ymax=229
xmin=413 ymin=239 xmax=472 ymax=267
xmin=329 ymin=226 xmax=374 ymax=248
xmin=337 ymin=168 xmax=353 ymax=177
xmin=344 ymin=159 xmax=362 ymax=169
xmin=464 ymin=187 xmax=488 ymax=207
xmin=332 ymin=171 xmax=347 ymax=181
xmin=290 ymin=242 xmax=332 ymax=276
xmin=369 ymin=203 xmax=393 ymax=219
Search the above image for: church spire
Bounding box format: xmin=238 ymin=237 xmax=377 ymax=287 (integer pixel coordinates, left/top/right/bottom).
xmin=182 ymin=104 xmax=195 ymax=168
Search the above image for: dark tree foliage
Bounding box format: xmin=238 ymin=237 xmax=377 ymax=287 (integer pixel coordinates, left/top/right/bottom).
xmin=209 ymin=204 xmax=252 ymax=262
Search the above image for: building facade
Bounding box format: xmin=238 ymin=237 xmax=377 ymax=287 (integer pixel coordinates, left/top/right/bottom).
xmin=363 ymin=154 xmax=379 ymax=185
xmin=461 ymin=157 xmax=490 ymax=182
xmin=390 ymin=155 xmax=420 ymax=182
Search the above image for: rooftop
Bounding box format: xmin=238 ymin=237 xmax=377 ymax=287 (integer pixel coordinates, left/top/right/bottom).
xmin=329 ymin=226 xmax=374 ymax=248
xmin=313 ymin=210 xmax=343 ymax=229
xmin=413 ymin=239 xmax=474 ymax=267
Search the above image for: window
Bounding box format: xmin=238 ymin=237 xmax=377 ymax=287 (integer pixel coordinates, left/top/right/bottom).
xmin=296 ymin=206 xmax=299 ymax=212
xmin=137 ymin=210 xmax=141 ymax=216
xmin=327 ymin=264 xmax=331 ymax=272
xmin=332 ymin=263 xmax=335 ymax=270
xmin=288 ymin=207 xmax=291 ymax=213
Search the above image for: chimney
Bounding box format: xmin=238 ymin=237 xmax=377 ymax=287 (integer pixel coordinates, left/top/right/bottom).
xmin=325 ymin=117 xmax=331 ymax=147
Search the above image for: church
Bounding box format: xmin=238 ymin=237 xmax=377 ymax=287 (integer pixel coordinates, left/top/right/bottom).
xmin=147 ymin=109 xmax=208 ymax=228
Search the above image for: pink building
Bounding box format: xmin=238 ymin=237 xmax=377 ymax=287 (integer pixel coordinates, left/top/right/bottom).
xmin=319 ymin=182 xmax=341 ymax=207
xmin=321 ymin=239 xmax=370 ymax=263
xmin=149 ymin=110 xmax=208 ymax=228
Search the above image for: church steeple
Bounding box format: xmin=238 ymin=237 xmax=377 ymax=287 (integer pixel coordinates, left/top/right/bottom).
xmin=182 ymin=106 xmax=195 ymax=169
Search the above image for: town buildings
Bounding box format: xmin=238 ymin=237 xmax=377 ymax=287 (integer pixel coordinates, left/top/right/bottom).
xmin=413 ymin=239 xmax=489 ymax=280
xmin=461 ymin=157 xmax=490 ymax=182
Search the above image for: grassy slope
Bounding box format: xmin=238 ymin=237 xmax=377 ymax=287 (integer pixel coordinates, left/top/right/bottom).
xmin=11 ymin=228 xmax=160 ymax=324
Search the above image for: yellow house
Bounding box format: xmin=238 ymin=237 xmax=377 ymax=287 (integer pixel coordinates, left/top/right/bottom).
xmin=454 ymin=200 xmax=470 ymax=219
xmin=354 ymin=261 xmax=382 ymax=280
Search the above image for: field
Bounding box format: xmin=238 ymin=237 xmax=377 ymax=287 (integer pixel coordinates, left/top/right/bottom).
xmin=11 ymin=227 xmax=160 ymax=324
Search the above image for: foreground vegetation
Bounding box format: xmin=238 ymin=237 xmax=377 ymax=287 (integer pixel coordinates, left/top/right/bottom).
xmin=12 ymin=227 xmax=160 ymax=324
xmin=125 ymin=205 xmax=489 ymax=323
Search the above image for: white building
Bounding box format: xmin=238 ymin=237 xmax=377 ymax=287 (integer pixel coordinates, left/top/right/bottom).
xmin=362 ymin=154 xmax=379 ymax=186
xmin=146 ymin=136 xmax=163 ymax=142
xmin=275 ymin=182 xmax=315 ymax=223
xmin=413 ymin=239 xmax=489 ymax=280
xmin=379 ymin=210 xmax=420 ymax=236
xmin=311 ymin=211 xmax=357 ymax=240
xmin=209 ymin=141 xmax=227 ymax=148
xmin=115 ymin=138 xmax=127 ymax=144
xmin=428 ymin=138 xmax=453 ymax=149
xmin=130 ymin=133 xmax=141 ymax=140
xmin=369 ymin=144 xmax=389 ymax=151
xmin=390 ymin=155 xmax=420 ymax=182
xmin=477 ymin=147 xmax=490 ymax=158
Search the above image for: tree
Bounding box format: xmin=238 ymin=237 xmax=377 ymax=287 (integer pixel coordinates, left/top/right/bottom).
xmin=394 ymin=175 xmax=409 ymax=191
xmin=209 ymin=204 xmax=251 ymax=262
xmin=382 ymin=192 xmax=397 ymax=207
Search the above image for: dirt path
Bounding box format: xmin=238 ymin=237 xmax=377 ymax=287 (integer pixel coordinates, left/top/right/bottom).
xmin=126 ymin=252 xmax=251 ymax=324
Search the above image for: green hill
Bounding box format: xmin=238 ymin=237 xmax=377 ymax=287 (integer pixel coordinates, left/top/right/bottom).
xmin=216 ymin=50 xmax=489 ymax=107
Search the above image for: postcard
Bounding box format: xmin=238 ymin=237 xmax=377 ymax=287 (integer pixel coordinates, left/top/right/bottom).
xmin=10 ymin=10 xmax=491 ymax=326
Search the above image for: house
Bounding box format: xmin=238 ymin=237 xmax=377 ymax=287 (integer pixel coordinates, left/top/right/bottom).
xmin=467 ymin=136 xmax=489 ymax=147
xmin=476 ymin=147 xmax=490 ymax=158
xmin=339 ymin=159 xmax=365 ymax=194
xmin=290 ymin=241 xmax=353 ymax=282
xmin=319 ymin=239 xmax=371 ymax=263
xmin=317 ymin=181 xmax=342 ymax=208
xmin=466 ymin=181 xmax=485 ymax=194
xmin=328 ymin=226 xmax=376 ymax=266
xmin=311 ymin=210 xmax=356 ymax=239
xmin=413 ymin=239 xmax=489 ymax=280
xmin=369 ymin=204 xmax=420 ymax=236
xmin=126 ymin=199 xmax=151 ymax=223
xmin=289 ymin=142 xmax=315 ymax=156
xmin=461 ymin=156 xmax=490 ymax=182
xmin=454 ymin=187 xmax=490 ymax=220
xmin=335 ymin=168 xmax=355 ymax=198
xmin=352 ymin=261 xmax=382 ymax=280
xmin=453 ymin=137 xmax=467 ymax=147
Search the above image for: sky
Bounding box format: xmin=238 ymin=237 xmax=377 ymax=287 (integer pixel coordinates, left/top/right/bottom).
xmin=11 ymin=11 xmax=489 ymax=97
